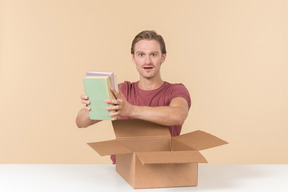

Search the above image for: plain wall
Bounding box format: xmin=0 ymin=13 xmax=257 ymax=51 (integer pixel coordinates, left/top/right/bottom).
xmin=1 ymin=0 xmax=288 ymax=164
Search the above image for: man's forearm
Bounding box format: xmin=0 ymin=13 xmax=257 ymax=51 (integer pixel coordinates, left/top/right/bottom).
xmin=130 ymin=105 xmax=188 ymax=126
xmin=76 ymin=108 xmax=101 ymax=128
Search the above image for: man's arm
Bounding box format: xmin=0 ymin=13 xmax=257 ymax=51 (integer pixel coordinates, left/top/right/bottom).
xmin=105 ymin=88 xmax=189 ymax=126
xmin=75 ymin=108 xmax=101 ymax=128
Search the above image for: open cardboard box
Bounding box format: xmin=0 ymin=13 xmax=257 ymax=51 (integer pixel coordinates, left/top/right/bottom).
xmin=88 ymin=119 xmax=227 ymax=189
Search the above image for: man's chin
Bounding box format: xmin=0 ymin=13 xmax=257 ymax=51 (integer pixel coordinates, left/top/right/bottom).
xmin=141 ymin=74 xmax=157 ymax=80
xmin=138 ymin=69 xmax=160 ymax=80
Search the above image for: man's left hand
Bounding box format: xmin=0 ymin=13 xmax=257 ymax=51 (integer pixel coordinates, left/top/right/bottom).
xmin=105 ymin=88 xmax=133 ymax=118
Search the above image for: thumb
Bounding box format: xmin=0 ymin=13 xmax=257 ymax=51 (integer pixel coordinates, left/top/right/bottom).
xmin=110 ymin=87 xmax=120 ymax=99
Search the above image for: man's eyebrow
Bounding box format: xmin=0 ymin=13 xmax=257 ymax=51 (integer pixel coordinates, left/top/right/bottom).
xmin=135 ymin=50 xmax=160 ymax=54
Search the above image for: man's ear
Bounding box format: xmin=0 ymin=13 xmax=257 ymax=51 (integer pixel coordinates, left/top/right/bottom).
xmin=131 ymin=53 xmax=136 ymax=63
xmin=161 ymin=53 xmax=167 ymax=63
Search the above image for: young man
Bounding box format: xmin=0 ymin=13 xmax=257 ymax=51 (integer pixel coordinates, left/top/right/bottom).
xmin=76 ymin=30 xmax=191 ymax=163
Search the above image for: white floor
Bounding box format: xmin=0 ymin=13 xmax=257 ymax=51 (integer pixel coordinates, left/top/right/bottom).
xmin=0 ymin=164 xmax=287 ymax=192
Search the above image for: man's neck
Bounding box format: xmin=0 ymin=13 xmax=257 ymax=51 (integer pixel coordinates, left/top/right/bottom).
xmin=138 ymin=76 xmax=164 ymax=91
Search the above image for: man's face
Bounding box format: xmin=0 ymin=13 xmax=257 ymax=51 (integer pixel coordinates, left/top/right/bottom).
xmin=132 ymin=40 xmax=166 ymax=80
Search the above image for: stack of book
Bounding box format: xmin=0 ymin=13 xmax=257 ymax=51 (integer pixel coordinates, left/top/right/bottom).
xmin=83 ymin=71 xmax=118 ymax=120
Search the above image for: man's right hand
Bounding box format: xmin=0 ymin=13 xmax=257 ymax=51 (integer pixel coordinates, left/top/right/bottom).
xmin=76 ymin=94 xmax=101 ymax=128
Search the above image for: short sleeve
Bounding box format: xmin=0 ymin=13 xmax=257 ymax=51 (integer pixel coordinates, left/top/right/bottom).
xmin=118 ymin=81 xmax=130 ymax=98
xmin=169 ymin=84 xmax=191 ymax=109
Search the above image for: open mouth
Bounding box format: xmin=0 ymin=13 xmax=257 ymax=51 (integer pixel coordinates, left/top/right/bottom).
xmin=143 ymin=67 xmax=153 ymax=70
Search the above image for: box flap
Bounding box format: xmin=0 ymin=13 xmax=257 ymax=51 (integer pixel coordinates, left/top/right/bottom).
xmin=136 ymin=151 xmax=207 ymax=165
xmin=87 ymin=140 xmax=132 ymax=156
xmin=112 ymin=119 xmax=170 ymax=138
xmin=118 ymin=137 xmax=171 ymax=152
xmin=173 ymin=130 xmax=228 ymax=150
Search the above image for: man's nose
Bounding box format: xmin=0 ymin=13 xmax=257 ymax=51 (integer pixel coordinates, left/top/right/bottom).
xmin=145 ymin=56 xmax=151 ymax=64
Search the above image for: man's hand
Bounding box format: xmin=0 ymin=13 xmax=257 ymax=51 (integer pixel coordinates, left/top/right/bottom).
xmin=105 ymin=88 xmax=134 ymax=118
xmin=76 ymin=94 xmax=101 ymax=128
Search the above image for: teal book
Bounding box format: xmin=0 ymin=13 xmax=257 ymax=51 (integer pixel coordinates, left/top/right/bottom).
xmin=83 ymin=75 xmax=117 ymax=120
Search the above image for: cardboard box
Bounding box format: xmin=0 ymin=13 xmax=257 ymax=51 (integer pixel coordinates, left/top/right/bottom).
xmin=88 ymin=119 xmax=227 ymax=189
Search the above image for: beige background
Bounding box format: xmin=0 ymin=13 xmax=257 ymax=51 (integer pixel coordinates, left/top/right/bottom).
xmin=1 ymin=0 xmax=288 ymax=164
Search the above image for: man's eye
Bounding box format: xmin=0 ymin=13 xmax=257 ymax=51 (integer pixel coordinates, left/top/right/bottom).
xmin=139 ymin=53 xmax=144 ymax=56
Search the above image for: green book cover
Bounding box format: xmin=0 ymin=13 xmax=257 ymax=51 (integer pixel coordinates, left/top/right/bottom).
xmin=83 ymin=76 xmax=117 ymax=120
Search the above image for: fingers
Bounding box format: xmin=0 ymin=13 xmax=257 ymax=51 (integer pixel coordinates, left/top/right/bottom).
xmin=80 ymin=95 xmax=89 ymax=103
xmin=105 ymin=97 xmax=122 ymax=116
xmin=81 ymin=98 xmax=90 ymax=105
xmin=104 ymin=98 xmax=122 ymax=105
xmin=81 ymin=100 xmax=90 ymax=105
xmin=80 ymin=95 xmax=88 ymax=100
xmin=106 ymin=105 xmax=120 ymax=111
xmin=80 ymin=95 xmax=90 ymax=111
xmin=109 ymin=111 xmax=120 ymax=117
xmin=81 ymin=92 xmax=123 ymax=114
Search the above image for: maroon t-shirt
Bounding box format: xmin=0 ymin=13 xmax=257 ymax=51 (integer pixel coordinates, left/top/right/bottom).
xmin=111 ymin=81 xmax=191 ymax=164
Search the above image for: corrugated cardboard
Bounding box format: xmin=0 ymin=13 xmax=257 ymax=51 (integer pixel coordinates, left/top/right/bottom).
xmin=88 ymin=119 xmax=228 ymax=189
